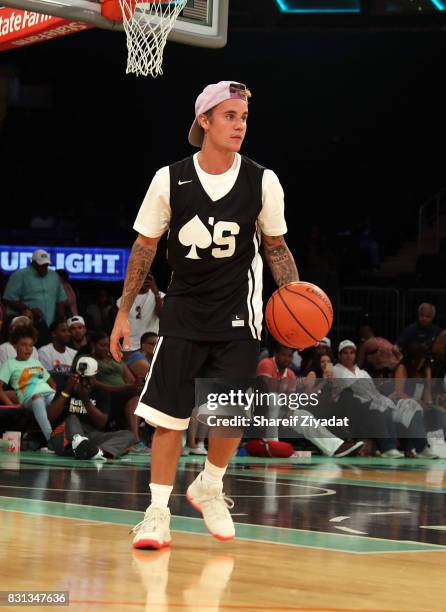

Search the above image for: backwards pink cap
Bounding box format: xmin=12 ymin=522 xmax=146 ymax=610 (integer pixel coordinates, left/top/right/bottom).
xmin=188 ymin=81 xmax=250 ymax=148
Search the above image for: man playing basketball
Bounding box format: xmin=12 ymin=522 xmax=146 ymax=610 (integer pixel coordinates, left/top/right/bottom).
xmin=110 ymin=81 xmax=299 ymax=549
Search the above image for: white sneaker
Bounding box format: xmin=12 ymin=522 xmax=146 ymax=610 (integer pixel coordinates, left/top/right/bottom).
xmin=416 ymin=446 xmax=438 ymax=459
xmin=379 ymin=449 xmax=405 ymax=458
xmin=131 ymin=506 xmax=171 ymax=550
xmin=92 ymin=449 xmax=107 ymax=461
xmin=186 ymin=472 xmax=235 ymax=541
xmin=189 ymin=445 xmax=208 ymax=456
xmin=430 ymin=441 xmax=446 ymax=459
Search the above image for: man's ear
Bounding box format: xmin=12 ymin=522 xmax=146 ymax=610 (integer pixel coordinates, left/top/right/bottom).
xmin=198 ymin=113 xmax=209 ymax=131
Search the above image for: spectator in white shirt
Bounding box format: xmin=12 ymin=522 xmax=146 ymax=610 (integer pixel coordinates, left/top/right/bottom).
xmin=333 ymin=340 xmax=435 ymax=458
xmin=115 ymin=271 xmax=164 ymax=358
xmin=38 ymin=319 xmax=77 ymax=374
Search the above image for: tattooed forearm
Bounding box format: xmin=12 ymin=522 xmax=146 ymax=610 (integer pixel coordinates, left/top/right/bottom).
xmin=263 ymin=235 xmax=299 ymax=287
xmin=119 ymin=240 xmax=157 ymax=313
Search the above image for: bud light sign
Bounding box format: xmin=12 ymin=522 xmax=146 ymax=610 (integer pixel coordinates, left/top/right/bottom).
xmin=0 ymin=245 xmax=130 ymax=281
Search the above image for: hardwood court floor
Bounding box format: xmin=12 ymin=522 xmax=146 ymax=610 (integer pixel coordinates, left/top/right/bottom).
xmin=1 ymin=452 xmax=446 ymax=612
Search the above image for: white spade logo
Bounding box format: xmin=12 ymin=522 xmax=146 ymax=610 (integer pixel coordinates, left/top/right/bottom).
xmin=178 ymin=215 xmax=213 ymax=259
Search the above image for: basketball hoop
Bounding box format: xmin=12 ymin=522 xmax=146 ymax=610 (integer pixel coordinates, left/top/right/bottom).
xmin=102 ymin=0 xmax=188 ymax=77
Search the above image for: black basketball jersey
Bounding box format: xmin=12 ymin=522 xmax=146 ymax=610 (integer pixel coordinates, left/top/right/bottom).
xmin=158 ymin=155 xmax=264 ymax=342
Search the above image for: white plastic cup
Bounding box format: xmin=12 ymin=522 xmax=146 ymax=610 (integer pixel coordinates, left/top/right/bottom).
xmin=2 ymin=431 xmax=21 ymax=453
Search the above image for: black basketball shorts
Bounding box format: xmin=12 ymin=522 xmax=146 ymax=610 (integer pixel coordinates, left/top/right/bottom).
xmin=135 ymin=336 xmax=260 ymax=431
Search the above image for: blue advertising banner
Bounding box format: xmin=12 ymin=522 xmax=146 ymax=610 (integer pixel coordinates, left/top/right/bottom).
xmin=274 ymin=1 xmax=444 ymax=13
xmin=0 ymin=245 xmax=130 ymax=281
xmin=275 ymin=0 xmax=360 ymax=12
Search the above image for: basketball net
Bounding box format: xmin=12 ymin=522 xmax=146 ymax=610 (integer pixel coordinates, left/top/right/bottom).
xmin=114 ymin=0 xmax=188 ymax=77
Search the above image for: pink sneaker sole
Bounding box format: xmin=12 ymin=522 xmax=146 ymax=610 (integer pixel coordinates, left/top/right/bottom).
xmin=132 ymin=539 xmax=171 ymax=550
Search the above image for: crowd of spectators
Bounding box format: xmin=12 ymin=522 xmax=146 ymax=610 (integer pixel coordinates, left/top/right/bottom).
xmin=0 ymin=249 xmax=162 ymax=459
xmin=254 ymin=301 xmax=446 ymax=459
xmin=1 ymin=248 xmax=446 ymax=462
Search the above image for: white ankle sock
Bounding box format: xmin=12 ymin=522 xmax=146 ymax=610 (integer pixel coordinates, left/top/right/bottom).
xmin=149 ymin=483 xmax=173 ymax=509
xmin=202 ymin=459 xmax=226 ymax=487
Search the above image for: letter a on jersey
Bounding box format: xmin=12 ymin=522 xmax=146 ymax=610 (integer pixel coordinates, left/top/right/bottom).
xmin=178 ymin=215 xmax=213 ymax=259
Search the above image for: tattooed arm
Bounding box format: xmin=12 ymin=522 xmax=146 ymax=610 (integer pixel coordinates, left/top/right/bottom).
xmin=262 ymin=234 xmax=299 ymax=287
xmin=110 ymin=234 xmax=160 ymax=361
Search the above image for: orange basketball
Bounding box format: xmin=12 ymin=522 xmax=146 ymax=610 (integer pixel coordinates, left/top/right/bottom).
xmin=265 ymin=281 xmax=333 ymax=350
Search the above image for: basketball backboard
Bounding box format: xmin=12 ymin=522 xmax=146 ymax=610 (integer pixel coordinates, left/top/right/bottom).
xmin=0 ymin=0 xmax=228 ymax=47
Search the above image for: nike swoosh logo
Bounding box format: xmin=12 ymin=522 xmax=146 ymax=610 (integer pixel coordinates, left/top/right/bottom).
xmin=178 ymin=180 xmax=193 ymax=185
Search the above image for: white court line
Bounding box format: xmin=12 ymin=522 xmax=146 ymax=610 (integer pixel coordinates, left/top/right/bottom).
xmin=235 ymin=478 xmax=336 ymax=498
xmin=335 ymin=526 xmax=368 ymax=535
xmin=0 ymin=483 xmax=333 ymax=499
xmin=367 ymin=511 xmax=412 ymax=515
xmin=420 ymin=525 xmax=446 ymax=531
xmin=330 ymin=516 xmax=350 ymax=523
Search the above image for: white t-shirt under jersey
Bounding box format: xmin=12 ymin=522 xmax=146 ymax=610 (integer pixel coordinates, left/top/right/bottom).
xmin=134 ymin=153 xmax=288 ymax=238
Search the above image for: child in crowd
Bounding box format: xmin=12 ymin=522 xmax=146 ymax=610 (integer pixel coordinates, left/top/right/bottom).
xmin=0 ymin=325 xmax=56 ymax=450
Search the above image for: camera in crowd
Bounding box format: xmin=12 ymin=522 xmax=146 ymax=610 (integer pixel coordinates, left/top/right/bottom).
xmin=75 ymin=357 xmax=99 ymax=388
xmin=77 ymin=362 xmax=90 ymax=387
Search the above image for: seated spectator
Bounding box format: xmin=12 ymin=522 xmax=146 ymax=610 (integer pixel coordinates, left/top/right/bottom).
xmin=299 ymin=337 xmax=333 ymax=375
xmin=56 ymin=270 xmax=79 ymax=317
xmin=86 ymin=289 xmax=114 ymax=333
xmin=397 ymin=303 xmax=440 ymax=353
xmin=333 ymin=340 xmax=435 ymax=458
xmin=86 ymin=332 xmax=144 ymax=453
xmin=0 ymin=325 xmax=56 ymax=451
xmin=38 ymin=319 xmax=77 ymax=376
xmin=127 ymin=332 xmax=158 ymax=383
xmin=357 ymin=326 xmax=402 ymax=376
xmin=304 ymin=352 xmax=350 ymax=442
xmin=67 ymin=316 xmax=88 ymax=351
xmin=304 ymin=352 xmax=334 ymax=397
xmin=114 ymin=271 xmax=164 ymax=359
xmin=257 ymin=344 xmax=298 ymax=395
xmin=257 ymin=343 xmax=362 ymax=457
xmin=47 ymin=357 xmax=134 ymax=460
xmin=392 ymin=343 xmax=445 ymax=457
xmin=0 ymin=316 xmax=39 ymax=365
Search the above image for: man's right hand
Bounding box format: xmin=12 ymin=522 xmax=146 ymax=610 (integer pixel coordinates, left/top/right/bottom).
xmin=64 ymin=373 xmax=79 ymax=394
xmin=110 ymin=311 xmax=131 ymax=362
